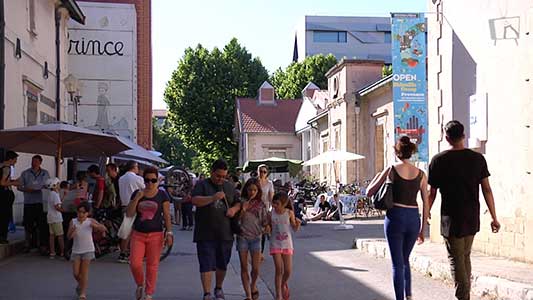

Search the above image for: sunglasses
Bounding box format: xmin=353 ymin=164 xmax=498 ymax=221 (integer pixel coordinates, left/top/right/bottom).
xmin=77 ymin=210 xmax=88 ymax=214
xmin=144 ymin=178 xmax=158 ymax=184
xmin=259 ymin=170 xmax=268 ymax=174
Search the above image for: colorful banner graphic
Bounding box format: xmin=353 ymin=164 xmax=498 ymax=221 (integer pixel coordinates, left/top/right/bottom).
xmin=391 ymin=13 xmax=428 ymax=162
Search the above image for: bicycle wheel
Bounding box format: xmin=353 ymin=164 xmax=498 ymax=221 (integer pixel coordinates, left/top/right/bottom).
xmin=164 ymin=166 xmax=192 ymax=201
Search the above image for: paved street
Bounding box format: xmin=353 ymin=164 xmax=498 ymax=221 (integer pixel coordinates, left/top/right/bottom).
xmin=0 ymin=219 xmax=479 ymax=300
xmin=257 ymin=219 xmax=481 ymax=300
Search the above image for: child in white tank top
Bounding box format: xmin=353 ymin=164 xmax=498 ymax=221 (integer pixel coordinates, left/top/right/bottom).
xmin=269 ymin=192 xmax=300 ymax=300
xmin=67 ymin=202 xmax=106 ymax=300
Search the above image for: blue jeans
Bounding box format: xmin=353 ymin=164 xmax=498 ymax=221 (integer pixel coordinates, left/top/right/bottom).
xmin=384 ymin=206 xmax=420 ymax=300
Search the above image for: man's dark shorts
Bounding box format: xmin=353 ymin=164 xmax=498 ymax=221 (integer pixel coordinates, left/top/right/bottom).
xmin=196 ymin=240 xmax=233 ymax=273
xmin=23 ymin=203 xmax=44 ymax=228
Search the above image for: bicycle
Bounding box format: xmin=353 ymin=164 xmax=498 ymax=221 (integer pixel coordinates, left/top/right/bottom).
xmin=159 ymin=166 xmax=193 ymax=261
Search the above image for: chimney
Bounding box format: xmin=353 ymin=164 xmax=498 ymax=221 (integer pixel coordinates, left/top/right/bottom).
xmin=258 ymin=81 xmax=275 ymax=105
xmin=301 ymin=82 xmax=319 ymax=99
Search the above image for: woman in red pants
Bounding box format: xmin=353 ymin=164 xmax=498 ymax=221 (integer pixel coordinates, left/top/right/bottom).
xmin=126 ymin=166 xmax=173 ymax=300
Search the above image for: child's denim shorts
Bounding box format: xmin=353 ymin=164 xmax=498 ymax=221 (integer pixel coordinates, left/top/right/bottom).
xmin=236 ymin=237 xmax=261 ymax=252
xmin=71 ymin=251 xmax=95 ymax=261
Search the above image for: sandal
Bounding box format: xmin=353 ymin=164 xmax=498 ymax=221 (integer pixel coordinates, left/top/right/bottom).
xmin=282 ymin=283 xmax=290 ymax=300
xmin=78 ymin=295 xmax=87 ymax=300
xmin=135 ymin=286 xmax=143 ymax=300
xmin=251 ymin=290 xmax=259 ymax=300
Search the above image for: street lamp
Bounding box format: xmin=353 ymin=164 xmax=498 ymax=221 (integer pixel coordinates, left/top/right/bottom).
xmin=64 ymin=74 xmax=82 ymax=125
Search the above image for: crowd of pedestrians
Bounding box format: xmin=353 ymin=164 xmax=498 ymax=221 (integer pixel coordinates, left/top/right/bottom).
xmin=0 ymin=119 xmax=500 ymax=300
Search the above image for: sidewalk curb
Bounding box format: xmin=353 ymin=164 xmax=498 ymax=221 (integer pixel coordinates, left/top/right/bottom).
xmin=354 ymin=238 xmax=533 ymax=300
xmin=0 ymin=239 xmax=25 ymax=260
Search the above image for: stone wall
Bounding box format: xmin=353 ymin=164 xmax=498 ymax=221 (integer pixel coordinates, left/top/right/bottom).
xmin=427 ymin=0 xmax=533 ymax=262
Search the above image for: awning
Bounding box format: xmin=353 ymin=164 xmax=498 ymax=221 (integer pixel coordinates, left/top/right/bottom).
xmin=114 ymin=136 xmax=168 ymax=164
xmin=242 ymin=157 xmax=303 ymax=177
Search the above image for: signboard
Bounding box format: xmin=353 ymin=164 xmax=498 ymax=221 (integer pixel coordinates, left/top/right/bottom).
xmin=67 ymin=2 xmax=137 ymax=140
xmin=391 ymin=13 xmax=428 ymax=162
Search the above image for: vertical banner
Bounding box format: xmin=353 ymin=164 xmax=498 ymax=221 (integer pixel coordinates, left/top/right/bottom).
xmin=391 ymin=13 xmax=428 ymax=162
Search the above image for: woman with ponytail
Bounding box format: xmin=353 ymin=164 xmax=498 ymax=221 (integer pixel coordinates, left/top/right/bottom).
xmin=366 ymin=136 xmax=430 ymax=300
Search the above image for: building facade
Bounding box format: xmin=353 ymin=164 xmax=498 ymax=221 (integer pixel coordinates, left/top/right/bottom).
xmin=235 ymin=82 xmax=302 ymax=178
xmin=67 ymin=0 xmax=152 ymax=148
xmin=358 ymin=75 xmax=395 ymax=178
xmin=2 ymin=0 xmax=85 ymax=222
xmin=427 ymin=0 xmax=533 ymax=262
xmin=295 ymin=59 xmax=394 ymax=186
xmin=294 ymin=16 xmax=391 ymax=64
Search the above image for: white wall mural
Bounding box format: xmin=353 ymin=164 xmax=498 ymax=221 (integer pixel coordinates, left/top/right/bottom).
xmin=67 ymin=2 xmax=137 ymax=140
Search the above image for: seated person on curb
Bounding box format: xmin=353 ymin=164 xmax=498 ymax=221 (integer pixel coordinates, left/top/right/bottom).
xmin=304 ymin=194 xmax=331 ymax=221
xmin=325 ymin=194 xmax=343 ymax=221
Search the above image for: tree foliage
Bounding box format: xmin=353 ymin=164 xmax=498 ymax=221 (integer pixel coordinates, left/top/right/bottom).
xmin=152 ymin=118 xmax=195 ymax=169
xmin=382 ymin=65 xmax=392 ymax=77
xmin=164 ymin=38 xmax=269 ymax=174
xmin=270 ymin=54 xmax=337 ymax=99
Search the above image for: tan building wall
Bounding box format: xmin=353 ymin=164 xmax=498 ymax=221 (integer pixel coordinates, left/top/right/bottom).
xmin=324 ymin=60 xmax=383 ymax=185
xmin=427 ymin=0 xmax=533 ymax=262
xmin=359 ymin=82 xmax=395 ymax=181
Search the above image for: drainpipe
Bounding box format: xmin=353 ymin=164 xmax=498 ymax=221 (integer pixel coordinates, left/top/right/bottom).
xmin=355 ymin=92 xmax=361 ymax=182
xmin=0 ymin=0 xmax=5 ymax=130
xmin=55 ymin=8 xmax=61 ymax=121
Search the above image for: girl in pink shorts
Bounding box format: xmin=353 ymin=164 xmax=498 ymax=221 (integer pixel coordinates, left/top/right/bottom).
xmin=269 ymin=192 xmax=301 ymax=300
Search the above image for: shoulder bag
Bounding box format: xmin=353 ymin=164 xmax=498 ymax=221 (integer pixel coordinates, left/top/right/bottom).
xmin=372 ymin=167 xmax=395 ymax=210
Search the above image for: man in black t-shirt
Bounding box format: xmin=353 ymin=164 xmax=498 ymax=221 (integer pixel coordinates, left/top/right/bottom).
xmin=428 ymin=121 xmax=500 ymax=300
xmin=191 ymin=159 xmax=241 ymax=300
xmin=305 ymin=194 xmax=331 ymax=221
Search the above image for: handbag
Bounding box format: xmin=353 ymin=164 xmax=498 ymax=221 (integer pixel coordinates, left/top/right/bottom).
xmin=117 ymin=213 xmax=136 ymax=239
xmin=222 ymin=194 xmax=242 ymax=235
xmin=372 ymin=167 xmax=395 ymax=210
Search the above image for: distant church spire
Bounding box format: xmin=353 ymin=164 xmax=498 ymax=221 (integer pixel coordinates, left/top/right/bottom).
xmin=292 ymin=33 xmax=298 ymax=62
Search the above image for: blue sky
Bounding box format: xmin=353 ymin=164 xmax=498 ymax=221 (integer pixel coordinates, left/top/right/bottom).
xmin=152 ymin=0 xmax=427 ymax=109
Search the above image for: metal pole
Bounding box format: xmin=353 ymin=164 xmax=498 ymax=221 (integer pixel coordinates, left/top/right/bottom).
xmin=55 ymin=8 xmax=61 ymax=121
xmin=56 ymin=132 xmax=62 ymax=178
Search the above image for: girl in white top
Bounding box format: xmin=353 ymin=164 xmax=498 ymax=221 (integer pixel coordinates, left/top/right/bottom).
xmin=67 ymin=202 xmax=106 ymax=300
xmin=257 ymin=164 xmax=274 ymax=210
xmin=257 ymin=164 xmax=274 ymax=259
xmin=269 ymin=192 xmax=300 ymax=300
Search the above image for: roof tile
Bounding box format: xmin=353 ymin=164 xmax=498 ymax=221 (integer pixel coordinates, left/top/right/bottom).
xmin=237 ymin=98 xmax=302 ymax=133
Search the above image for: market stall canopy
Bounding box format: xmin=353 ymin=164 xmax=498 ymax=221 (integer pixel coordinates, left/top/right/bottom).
xmin=242 ymin=157 xmax=303 ymax=177
xmin=303 ymin=150 xmax=365 ymax=166
xmin=114 ymin=135 xmax=168 ymax=164
xmin=0 ymin=123 xmax=130 ymax=177
xmin=0 ymin=123 xmax=129 ymax=158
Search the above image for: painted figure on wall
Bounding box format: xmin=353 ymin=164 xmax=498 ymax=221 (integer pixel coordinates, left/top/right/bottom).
xmin=95 ymin=82 xmax=110 ymax=130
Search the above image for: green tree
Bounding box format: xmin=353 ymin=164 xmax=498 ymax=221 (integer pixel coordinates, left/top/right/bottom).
xmin=382 ymin=65 xmax=392 ymax=77
xmin=152 ymin=118 xmax=195 ymax=169
xmin=270 ymin=54 xmax=337 ymax=99
xmin=164 ymin=39 xmax=269 ymax=174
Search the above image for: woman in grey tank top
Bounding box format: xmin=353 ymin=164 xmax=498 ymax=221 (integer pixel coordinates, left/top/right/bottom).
xmin=367 ymin=136 xmax=430 ymax=300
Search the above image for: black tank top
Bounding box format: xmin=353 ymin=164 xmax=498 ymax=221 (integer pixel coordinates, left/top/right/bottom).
xmin=391 ymin=166 xmax=422 ymax=206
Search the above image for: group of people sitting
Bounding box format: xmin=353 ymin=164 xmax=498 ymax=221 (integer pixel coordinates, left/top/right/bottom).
xmin=303 ymin=193 xmax=343 ymax=222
